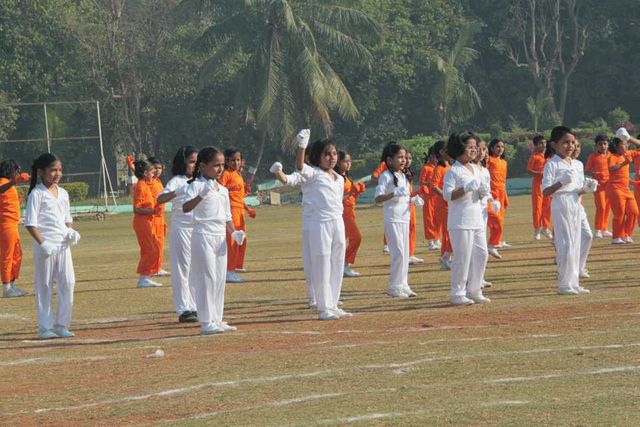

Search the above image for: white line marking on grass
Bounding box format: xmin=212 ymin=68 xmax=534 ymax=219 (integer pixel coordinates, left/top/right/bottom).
xmin=76 ymin=317 xmax=130 ymax=324
xmin=1 ymin=355 xmax=119 ymax=367
xmin=320 ymin=410 xmax=431 ymax=424
xmin=485 ymin=365 xmax=640 ymax=384
xmin=481 ymin=400 xmax=529 ymax=407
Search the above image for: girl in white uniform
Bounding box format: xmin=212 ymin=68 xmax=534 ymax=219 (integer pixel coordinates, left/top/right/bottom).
xmin=183 ymin=147 xmax=246 ymax=335
xmin=542 ymin=126 xmax=594 ymax=295
xmin=270 ymin=158 xmax=316 ymax=308
xmin=158 ymin=146 xmax=199 ymax=323
xmin=374 ymin=142 xmax=419 ymax=298
xmin=442 ymin=132 xmax=490 ymax=305
xmin=295 ymin=132 xmax=351 ymax=320
xmin=25 ymin=153 xmax=80 ymax=339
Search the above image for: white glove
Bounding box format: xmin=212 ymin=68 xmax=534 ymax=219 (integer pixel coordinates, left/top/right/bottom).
xmin=174 ymin=184 xmax=188 ymax=197
xmin=616 ymin=127 xmax=631 ymax=141
xmin=65 ymin=229 xmax=81 ymax=246
xmin=463 ymin=177 xmax=480 ymax=193
xmin=269 ymin=162 xmax=283 ymax=174
xmin=231 ymin=230 xmax=246 ymax=245
xmin=558 ymin=170 xmax=574 ymax=186
xmin=393 ymin=186 xmax=410 ymax=198
xmin=39 ymin=241 xmax=58 ymax=257
xmin=491 ymin=200 xmax=501 ymax=213
xmin=478 ymin=182 xmax=491 ymax=198
xmin=583 ymin=178 xmax=598 ymax=193
xmin=199 ymin=179 xmax=215 ymax=198
xmin=296 ymin=129 xmax=311 ymax=149
xmin=411 ymin=195 xmax=425 ymax=207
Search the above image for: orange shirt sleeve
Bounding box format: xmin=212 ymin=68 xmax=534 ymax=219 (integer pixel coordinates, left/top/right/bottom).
xmin=0 ymin=177 xmax=20 ymax=223
xmin=220 ymin=170 xmax=245 ymax=208
xmin=133 ymin=181 xmax=153 ymax=210
xmin=585 ymin=153 xmax=595 ymax=173
xmin=372 ymin=162 xmax=387 ymax=179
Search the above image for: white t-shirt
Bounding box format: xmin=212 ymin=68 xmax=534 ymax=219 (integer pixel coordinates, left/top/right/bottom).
xmin=479 ymin=165 xmax=491 ymax=209
xmin=161 ymin=175 xmax=193 ymax=227
xmin=443 ymin=161 xmax=484 ymax=230
xmin=185 ymin=177 xmax=231 ymax=236
xmin=542 ymin=155 xmax=581 ymax=195
xmin=375 ymin=169 xmax=410 ymax=224
xmin=298 ymin=164 xmax=344 ymax=222
xmin=572 ymin=159 xmax=585 ymax=188
xmin=284 ymin=171 xmax=312 ymax=229
xmin=25 ymin=183 xmax=72 ymax=244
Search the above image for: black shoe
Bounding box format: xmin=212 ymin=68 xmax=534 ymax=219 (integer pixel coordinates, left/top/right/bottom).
xmin=178 ymin=311 xmax=198 ymax=323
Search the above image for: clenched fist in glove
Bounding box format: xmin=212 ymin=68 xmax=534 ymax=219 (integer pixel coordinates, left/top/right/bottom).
xmin=65 ymin=229 xmax=81 ymax=246
xmin=39 ymin=241 xmax=58 ymax=257
xmin=411 ymin=195 xmax=425 ymax=207
xmin=199 ymin=179 xmax=216 ymax=198
xmin=490 ymin=200 xmax=501 ymax=214
xmin=393 ymin=186 xmax=410 ymax=198
xmin=478 ymin=181 xmax=491 ymax=198
xmin=296 ymin=129 xmax=311 ymax=149
xmin=583 ymin=178 xmax=598 ymax=193
xmin=558 ymin=170 xmax=574 ymax=186
xmin=463 ymin=177 xmax=480 ymax=193
xmin=616 ymin=127 xmax=631 ymax=141
xmin=231 ymin=230 xmax=246 ymax=245
xmin=269 ymin=162 xmax=283 ymax=174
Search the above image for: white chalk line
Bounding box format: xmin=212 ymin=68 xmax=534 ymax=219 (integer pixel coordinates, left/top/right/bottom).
xmin=1 ymin=355 xmax=120 ymax=367
xmin=485 ymin=365 xmax=640 ymax=383
xmin=4 ymin=341 xmax=640 ymax=418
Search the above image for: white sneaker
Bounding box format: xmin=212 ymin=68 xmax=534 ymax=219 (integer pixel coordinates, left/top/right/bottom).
xmin=332 ymin=308 xmax=353 ymax=318
xmin=137 ymin=276 xmax=162 ymax=288
xmin=226 ymin=271 xmax=245 ymax=283
xmin=439 ymin=255 xmax=451 ymax=270
xmin=624 ymin=236 xmax=634 ymax=243
xmin=11 ymin=284 xmax=26 ymax=296
xmin=543 ymin=229 xmax=554 ymax=240
xmin=307 ymin=300 xmax=317 ymax=309
xmin=602 ymin=230 xmax=613 ymax=237
xmin=201 ymin=323 xmax=224 ymax=335
xmin=612 ymin=238 xmax=625 ymax=244
xmin=427 ymin=240 xmax=438 ymax=250
xmin=534 ymin=230 xmax=541 ymax=240
xmin=53 ymin=325 xmax=75 ymax=338
xmin=235 ymin=268 xmax=247 ymax=273
xmin=337 ymin=300 xmax=343 ymax=306
xmin=408 ymin=256 xmax=424 ymax=265
xmin=594 ymin=230 xmax=603 ymax=238
xmin=434 ymin=240 xmax=442 ymax=249
xmin=481 ymin=280 xmax=493 ymax=288
xmin=218 ymin=322 xmax=237 ymax=332
xmin=343 ymin=265 xmax=360 ymax=277
xmin=451 ymin=295 xmax=475 ymax=306
xmin=3 ymin=286 xmax=23 ymax=298
xmin=468 ymin=294 xmax=491 ymax=304
xmin=153 ymin=269 xmax=171 ymax=277
xmin=579 ymin=270 xmax=590 ymax=278
xmin=38 ymin=328 xmax=59 ymax=339
xmin=576 ymin=287 xmax=591 ymax=294
xmin=558 ymin=288 xmax=579 ymax=295
xmin=382 ymin=245 xmax=390 ymax=254
xmin=404 ymin=287 xmax=417 ymax=297
xmin=318 ymin=310 xmax=339 ymax=321
xmin=487 ymin=246 xmax=502 ymax=259
xmin=387 ymin=289 xmax=409 ymax=298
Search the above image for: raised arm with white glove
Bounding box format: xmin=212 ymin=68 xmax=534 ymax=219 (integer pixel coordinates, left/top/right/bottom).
xmin=269 ymin=162 xmax=283 ymax=174
xmin=296 ymin=129 xmax=311 ymax=149
xmin=616 ymin=127 xmax=631 ymax=141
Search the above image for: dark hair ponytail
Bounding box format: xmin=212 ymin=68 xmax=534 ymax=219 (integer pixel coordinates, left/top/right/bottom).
xmin=432 ymin=140 xmax=447 ymax=167
xmin=190 ymin=146 xmax=222 ymax=183
xmin=28 ymin=153 xmax=60 ymax=195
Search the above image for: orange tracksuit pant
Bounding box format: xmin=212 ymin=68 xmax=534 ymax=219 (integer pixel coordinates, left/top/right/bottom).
xmin=343 ymin=207 xmax=362 ymax=265
xmin=634 ymin=184 xmax=640 ymax=227
xmin=593 ymin=188 xmax=611 ymax=231
xmin=133 ymin=216 xmax=160 ymax=276
xmin=542 ymin=195 xmax=552 ymax=229
xmin=0 ymin=223 xmax=22 ymax=283
xmin=434 ymin=198 xmax=452 ymax=255
xmin=227 ymin=207 xmax=246 ymax=271
xmin=488 ymin=188 xmax=508 ymax=246
xmin=531 ymin=182 xmax=543 ymax=229
xmin=152 ymin=216 xmax=166 ymax=273
xmin=409 ymin=204 xmax=417 ymax=256
xmin=607 ymin=186 xmax=638 ymax=238
xmin=422 ymin=194 xmax=439 ymax=240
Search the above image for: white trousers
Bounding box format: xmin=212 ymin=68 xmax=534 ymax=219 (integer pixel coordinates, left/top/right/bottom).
xmin=552 ymin=194 xmax=581 ymax=291
xmin=384 ymin=221 xmax=409 ymax=292
xmin=169 ymin=222 xmax=196 ymax=314
xmin=308 ymin=219 xmax=345 ymax=312
xmin=579 ymin=206 xmax=593 ymax=274
xmin=189 ymin=232 xmax=227 ymax=326
xmin=301 ymin=228 xmax=315 ymax=303
xmin=33 ymin=244 xmax=75 ymax=330
xmin=449 ymin=228 xmax=488 ymax=297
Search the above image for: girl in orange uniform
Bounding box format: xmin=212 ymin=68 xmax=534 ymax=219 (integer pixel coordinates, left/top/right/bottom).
xmin=487 ymin=138 xmax=510 ymax=253
xmin=219 ymin=148 xmax=255 ymax=283
xmin=527 ymin=136 xmax=553 ymax=240
xmin=335 ymin=151 xmax=366 ymax=277
xmin=148 ymin=157 xmax=169 ymax=276
xmin=132 ymin=160 xmax=162 ymax=288
xmin=0 ymin=160 xmax=30 ymax=298
xmin=585 ymin=135 xmax=612 ymax=238
xmin=607 ymin=137 xmax=638 ymax=243
xmin=420 ymin=147 xmax=440 ymax=250
xmin=430 ymin=140 xmax=453 ymax=270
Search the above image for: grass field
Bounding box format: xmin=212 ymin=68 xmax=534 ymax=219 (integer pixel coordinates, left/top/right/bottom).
xmin=2 ymin=194 xmax=640 ymax=426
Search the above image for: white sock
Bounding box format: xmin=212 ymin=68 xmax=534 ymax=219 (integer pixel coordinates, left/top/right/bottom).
xmin=3 ymin=283 xmax=10 ymax=292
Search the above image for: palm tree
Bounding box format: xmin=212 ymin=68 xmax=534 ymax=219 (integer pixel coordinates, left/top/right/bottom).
xmin=526 ymin=90 xmax=552 ymax=132
xmin=181 ymin=0 xmax=382 ymax=171
xmin=432 ymin=23 xmax=481 ymax=135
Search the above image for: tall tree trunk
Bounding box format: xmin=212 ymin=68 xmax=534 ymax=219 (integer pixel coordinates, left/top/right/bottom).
xmin=246 ymin=131 xmax=266 ymax=187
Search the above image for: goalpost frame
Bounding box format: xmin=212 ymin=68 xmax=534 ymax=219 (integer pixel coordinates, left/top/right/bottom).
xmin=0 ymin=100 xmax=118 ymax=211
